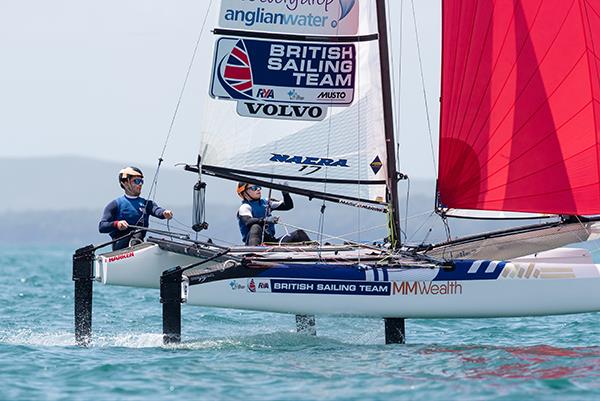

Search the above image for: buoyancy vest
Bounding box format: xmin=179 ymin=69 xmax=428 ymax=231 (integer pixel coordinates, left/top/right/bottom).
xmin=116 ymin=196 xmax=150 ymax=228
xmin=237 ymin=199 xmax=275 ymax=242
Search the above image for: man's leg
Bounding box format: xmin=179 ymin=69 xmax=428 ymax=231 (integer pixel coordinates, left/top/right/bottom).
xmin=113 ymin=237 xmax=130 ymax=251
xmin=246 ymin=224 xmax=264 ymax=246
xmin=279 ymin=229 xmax=310 ymax=244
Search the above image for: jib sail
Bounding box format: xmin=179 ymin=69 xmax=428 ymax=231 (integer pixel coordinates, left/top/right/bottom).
xmin=438 ymin=0 xmax=600 ymax=217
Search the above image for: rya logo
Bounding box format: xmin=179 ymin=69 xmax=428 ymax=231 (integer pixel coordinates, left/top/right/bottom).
xmin=256 ymin=88 xmax=274 ymax=99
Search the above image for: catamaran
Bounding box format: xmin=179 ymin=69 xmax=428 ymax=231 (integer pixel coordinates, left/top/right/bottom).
xmin=74 ymin=0 xmax=600 ymax=345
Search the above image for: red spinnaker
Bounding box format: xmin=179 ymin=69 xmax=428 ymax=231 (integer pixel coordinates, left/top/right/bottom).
xmin=438 ymin=0 xmax=600 ymax=215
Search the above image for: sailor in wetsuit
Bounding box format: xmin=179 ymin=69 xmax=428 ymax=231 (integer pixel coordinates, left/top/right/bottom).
xmin=236 ymin=182 xmax=310 ymax=246
xmin=99 ymin=166 xmax=173 ymax=251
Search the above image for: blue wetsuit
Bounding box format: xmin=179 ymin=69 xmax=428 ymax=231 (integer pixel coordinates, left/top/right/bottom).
xmin=99 ymin=195 xmax=166 ymax=250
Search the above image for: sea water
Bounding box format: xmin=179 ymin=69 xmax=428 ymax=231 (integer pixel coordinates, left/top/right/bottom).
xmin=1 ymin=246 xmax=600 ymax=401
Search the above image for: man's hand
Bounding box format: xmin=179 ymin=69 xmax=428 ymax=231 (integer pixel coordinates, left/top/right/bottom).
xmin=264 ymin=216 xmax=279 ymax=224
xmin=116 ymin=220 xmax=129 ymax=231
xmin=163 ymin=210 xmax=173 ymax=219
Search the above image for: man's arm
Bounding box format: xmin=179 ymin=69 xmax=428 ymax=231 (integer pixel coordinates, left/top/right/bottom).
xmin=99 ymin=200 xmax=119 ymax=234
xmin=238 ymin=204 xmax=275 ymax=227
xmin=148 ymin=200 xmax=173 ymax=220
xmin=271 ymin=192 xmax=293 ymax=211
xmin=239 ymin=215 xmax=264 ymax=227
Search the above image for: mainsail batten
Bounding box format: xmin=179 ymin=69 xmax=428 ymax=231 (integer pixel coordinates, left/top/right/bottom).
xmin=439 ymin=0 xmax=600 ymax=216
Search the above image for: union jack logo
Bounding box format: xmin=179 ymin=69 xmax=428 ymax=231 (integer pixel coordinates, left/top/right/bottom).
xmin=221 ymin=40 xmax=253 ymax=98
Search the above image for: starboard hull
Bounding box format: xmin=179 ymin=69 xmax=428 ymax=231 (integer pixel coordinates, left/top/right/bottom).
xmin=95 ymin=241 xmax=600 ymax=318
xmin=184 ymin=255 xmax=600 ymax=318
xmin=187 ymin=268 xmax=600 ymax=318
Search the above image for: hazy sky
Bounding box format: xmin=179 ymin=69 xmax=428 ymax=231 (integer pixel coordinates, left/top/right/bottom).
xmin=0 ymin=0 xmax=441 ymax=179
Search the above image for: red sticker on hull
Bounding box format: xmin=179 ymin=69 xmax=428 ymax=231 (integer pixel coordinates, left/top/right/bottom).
xmin=107 ymin=251 xmax=135 ymax=263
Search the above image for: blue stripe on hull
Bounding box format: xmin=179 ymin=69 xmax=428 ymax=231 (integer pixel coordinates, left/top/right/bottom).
xmin=433 ymin=260 xmax=505 ymax=281
xmin=252 ymin=261 xmax=505 ymax=283
xmin=257 ymin=264 xmax=367 ymax=280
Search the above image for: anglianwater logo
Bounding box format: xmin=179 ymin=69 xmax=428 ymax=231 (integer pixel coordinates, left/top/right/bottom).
xmin=219 ymin=0 xmax=359 ymax=35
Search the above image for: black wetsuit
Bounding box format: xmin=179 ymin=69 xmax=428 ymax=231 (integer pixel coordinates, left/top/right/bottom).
xmin=237 ymin=192 xmax=310 ymax=246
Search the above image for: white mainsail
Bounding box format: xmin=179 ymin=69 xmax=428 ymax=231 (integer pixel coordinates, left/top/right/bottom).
xmin=198 ymin=0 xmax=392 ymax=206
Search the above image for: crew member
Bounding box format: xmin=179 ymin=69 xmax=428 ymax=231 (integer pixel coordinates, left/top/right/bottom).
xmin=99 ymin=166 xmax=173 ymax=250
xmin=236 ymin=182 xmax=310 ymax=246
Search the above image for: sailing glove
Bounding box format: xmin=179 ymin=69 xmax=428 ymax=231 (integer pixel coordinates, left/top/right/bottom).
xmin=263 ymin=216 xmax=279 ymax=224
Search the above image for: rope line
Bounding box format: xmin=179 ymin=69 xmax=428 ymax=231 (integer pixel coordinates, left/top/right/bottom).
xmin=146 ymin=0 xmax=214 ymax=202
xmin=279 ymin=222 xmax=392 ymax=253
xmin=410 ymin=0 xmax=437 ymax=176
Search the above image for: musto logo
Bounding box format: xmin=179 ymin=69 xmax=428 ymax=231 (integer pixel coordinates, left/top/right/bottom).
xmin=220 ymin=0 xmax=359 ymax=35
xmin=210 ymin=37 xmax=356 ymax=121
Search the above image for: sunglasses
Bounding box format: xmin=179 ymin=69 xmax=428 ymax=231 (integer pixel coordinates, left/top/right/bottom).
xmin=248 ymin=185 xmax=261 ymax=191
xmin=132 ymin=178 xmax=144 ymax=185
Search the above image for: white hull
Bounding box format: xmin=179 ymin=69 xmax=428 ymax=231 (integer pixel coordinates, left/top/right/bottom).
xmin=95 ymin=242 xmax=600 ymax=318
xmin=186 ymin=274 xmax=600 ymax=318
xmin=96 ymin=242 xmax=200 ymax=288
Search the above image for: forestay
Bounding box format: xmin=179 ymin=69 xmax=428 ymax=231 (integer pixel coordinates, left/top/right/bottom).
xmin=199 ymin=0 xmax=391 ymax=206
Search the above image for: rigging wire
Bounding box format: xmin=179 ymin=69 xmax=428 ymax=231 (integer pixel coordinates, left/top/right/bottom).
xmin=336 ymin=223 xmax=390 ymax=242
xmin=154 ymin=216 xmax=239 ymax=247
xmin=410 ymin=0 xmax=438 ymax=177
xmin=317 ymin=86 xmax=336 ymax=252
xmin=315 ymin=0 xmax=348 ymax=252
xmin=145 ymin=0 xmax=214 ymax=202
xmin=406 ymin=210 xmax=437 ymax=243
xmin=442 ymin=214 xmax=452 ymax=242
xmin=312 ymin=0 xmax=351 ymax=253
xmin=386 ymin=0 xmax=408 ymax=247
xmin=137 ymin=2 xmax=214 ymax=240
xmin=403 ymin=176 xmax=410 ymax=242
xmin=158 ymin=217 xmax=387 ymax=265
xmin=280 ymin=222 xmax=392 ymax=253
xmin=390 ymin=0 xmax=404 ymax=140
xmin=262 ymin=185 xmax=273 ymax=244
xmin=356 ymin=79 xmax=362 ymax=263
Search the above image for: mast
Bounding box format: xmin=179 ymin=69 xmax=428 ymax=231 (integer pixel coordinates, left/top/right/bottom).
xmin=376 ymin=0 xmax=402 ymax=248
